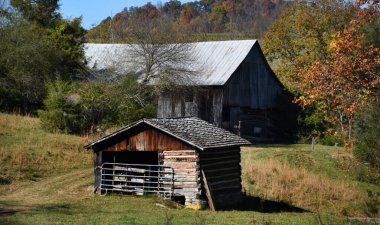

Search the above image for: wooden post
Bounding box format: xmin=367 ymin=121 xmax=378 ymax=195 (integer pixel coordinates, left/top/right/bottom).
xmin=311 ymin=137 xmax=316 ymax=151
xmin=201 ymin=170 xmax=216 ymax=211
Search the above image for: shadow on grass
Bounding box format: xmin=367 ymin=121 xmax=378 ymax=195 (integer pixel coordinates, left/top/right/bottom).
xmin=222 ymin=195 xmax=307 ymax=213
xmin=0 ymin=201 xmax=74 ymax=218
xmin=0 ymin=201 xmax=31 ymax=217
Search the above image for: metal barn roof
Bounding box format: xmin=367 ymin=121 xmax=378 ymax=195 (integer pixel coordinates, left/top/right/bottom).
xmin=84 ymin=40 xmax=257 ymax=86
xmin=84 ymin=117 xmax=251 ymax=150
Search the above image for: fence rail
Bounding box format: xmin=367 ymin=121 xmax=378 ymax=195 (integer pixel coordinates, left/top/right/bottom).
xmin=100 ymin=163 xmax=174 ymax=197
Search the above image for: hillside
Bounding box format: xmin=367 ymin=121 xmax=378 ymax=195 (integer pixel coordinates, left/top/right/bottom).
xmin=86 ymin=0 xmax=288 ymax=42
xmin=0 ymin=113 xmax=92 ymax=184
xmin=0 ymin=113 xmax=379 ymax=224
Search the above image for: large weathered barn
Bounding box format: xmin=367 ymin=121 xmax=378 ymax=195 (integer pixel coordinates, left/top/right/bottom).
xmin=85 ymin=40 xmax=285 ymax=141
xmin=84 ymin=117 xmax=250 ymax=210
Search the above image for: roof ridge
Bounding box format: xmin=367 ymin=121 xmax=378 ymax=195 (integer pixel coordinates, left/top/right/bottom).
xmin=85 ymin=117 xmax=251 ymax=150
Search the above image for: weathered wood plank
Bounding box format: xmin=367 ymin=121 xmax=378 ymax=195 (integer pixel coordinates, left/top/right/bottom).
xmin=200 ymin=160 xmax=239 ymax=168
xmin=201 ymin=170 xmax=216 ymax=211
xmin=164 ymin=157 xmax=198 ymax=162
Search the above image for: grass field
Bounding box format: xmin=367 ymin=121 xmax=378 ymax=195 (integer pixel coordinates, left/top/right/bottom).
xmin=0 ymin=113 xmax=379 ymax=225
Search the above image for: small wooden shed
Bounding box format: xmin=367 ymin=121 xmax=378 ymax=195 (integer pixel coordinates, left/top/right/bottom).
xmin=84 ymin=117 xmax=250 ymax=210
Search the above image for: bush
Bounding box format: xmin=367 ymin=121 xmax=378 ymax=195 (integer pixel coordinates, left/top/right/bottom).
xmin=38 ymin=79 xmax=84 ymax=133
xmin=353 ymin=101 xmax=380 ymax=169
xmin=38 ymin=77 xmax=156 ymax=134
xmin=319 ymin=134 xmax=343 ymax=146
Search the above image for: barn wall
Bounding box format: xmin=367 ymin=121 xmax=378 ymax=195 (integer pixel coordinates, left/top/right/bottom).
xmin=161 ymin=150 xmax=201 ymax=206
xmin=223 ymin=44 xmax=283 ymax=109
xmin=156 ymin=88 xmax=224 ymax=127
xmin=199 ymin=147 xmax=242 ymax=209
xmin=222 ymin=44 xmax=284 ymax=139
xmin=157 ymin=95 xmax=185 ymax=119
xmin=194 ymin=89 xmax=223 ymax=127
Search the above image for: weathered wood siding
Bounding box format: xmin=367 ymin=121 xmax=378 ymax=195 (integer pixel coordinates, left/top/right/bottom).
xmin=222 ymin=44 xmax=283 ymax=138
xmin=199 ymin=147 xmax=242 ymax=209
xmin=157 ymin=88 xmax=223 ymax=127
xmin=194 ymin=89 xmax=223 ymax=127
xmin=223 ymin=44 xmax=282 ymax=109
xmin=157 ymin=95 xmax=185 ymax=119
xmin=161 ymin=150 xmax=201 ymax=206
xmin=96 ymin=127 xmax=193 ymax=152
xmin=127 ymin=129 xmax=193 ymax=151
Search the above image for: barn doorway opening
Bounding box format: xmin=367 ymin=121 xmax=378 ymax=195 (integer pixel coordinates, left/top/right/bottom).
xmin=102 ymin=151 xmax=159 ymax=165
xmin=100 ymin=151 xmax=174 ymax=197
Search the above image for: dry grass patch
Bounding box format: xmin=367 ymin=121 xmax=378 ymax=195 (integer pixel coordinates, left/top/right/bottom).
xmin=0 ymin=113 xmax=92 ymax=184
xmin=242 ymin=158 xmax=376 ymax=217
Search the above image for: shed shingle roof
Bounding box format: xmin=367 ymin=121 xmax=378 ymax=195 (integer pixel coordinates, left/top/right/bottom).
xmin=84 ymin=117 xmax=250 ymax=150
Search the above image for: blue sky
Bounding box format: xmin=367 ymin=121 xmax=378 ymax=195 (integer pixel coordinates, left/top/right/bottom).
xmin=60 ymin=0 xmax=192 ymax=29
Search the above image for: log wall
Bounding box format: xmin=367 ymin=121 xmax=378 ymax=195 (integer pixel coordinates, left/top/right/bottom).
xmin=161 ymin=150 xmax=201 ymax=206
xmin=199 ymin=147 xmax=242 ymax=209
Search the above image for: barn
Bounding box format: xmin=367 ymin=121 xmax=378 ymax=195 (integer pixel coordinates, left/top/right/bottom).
xmin=85 ymin=40 xmax=286 ymax=142
xmin=84 ymin=117 xmax=250 ymax=210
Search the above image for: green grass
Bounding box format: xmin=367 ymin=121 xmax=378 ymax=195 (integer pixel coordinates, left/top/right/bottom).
xmin=0 ymin=113 xmax=92 ymax=183
xmin=0 ymin=171 xmax=366 ymax=225
xmin=0 ymin=113 xmax=378 ymax=224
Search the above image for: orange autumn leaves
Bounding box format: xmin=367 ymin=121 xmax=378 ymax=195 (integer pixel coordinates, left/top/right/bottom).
xmin=296 ymin=1 xmax=380 ymax=145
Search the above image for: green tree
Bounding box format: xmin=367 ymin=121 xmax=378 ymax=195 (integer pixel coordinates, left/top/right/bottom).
xmin=38 ymin=79 xmax=83 ymax=133
xmin=10 ymin=0 xmax=60 ymax=27
xmin=0 ymin=0 xmax=85 ymax=113
xmin=262 ymin=0 xmax=354 ymax=91
xmin=38 ymin=77 xmax=156 ymax=134
xmin=0 ymin=22 xmax=62 ymax=113
xmin=50 ymin=17 xmax=86 ymax=78
xmin=353 ymin=100 xmax=380 ymax=169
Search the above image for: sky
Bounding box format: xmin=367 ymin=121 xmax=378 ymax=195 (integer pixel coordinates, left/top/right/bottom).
xmin=60 ymin=0 xmax=192 ymax=30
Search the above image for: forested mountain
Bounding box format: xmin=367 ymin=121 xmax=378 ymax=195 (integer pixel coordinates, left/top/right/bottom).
xmin=86 ymin=0 xmax=288 ymax=42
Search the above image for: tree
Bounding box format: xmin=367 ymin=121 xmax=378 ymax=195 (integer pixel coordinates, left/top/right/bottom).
xmin=353 ymin=98 xmax=380 ymax=169
xmin=0 ymin=0 xmax=86 ymax=113
xmin=262 ymin=0 xmax=354 ymax=91
xmin=162 ymin=0 xmax=182 ymax=19
xmin=179 ymin=2 xmax=197 ymax=29
xmin=122 ymin=17 xmax=195 ymax=94
xmin=209 ymin=1 xmax=227 ymax=32
xmin=38 ymin=77 xmax=156 ymax=134
xmin=38 ymin=79 xmax=83 ymax=133
xmin=0 ymin=22 xmax=62 ymax=113
xmin=49 ymin=17 xmax=86 ymax=78
xmin=295 ymin=0 xmax=380 ymax=147
xmin=10 ymin=0 xmax=60 ymax=27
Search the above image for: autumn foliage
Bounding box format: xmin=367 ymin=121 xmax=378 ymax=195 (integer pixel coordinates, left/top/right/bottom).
xmin=296 ymin=1 xmax=380 ymax=147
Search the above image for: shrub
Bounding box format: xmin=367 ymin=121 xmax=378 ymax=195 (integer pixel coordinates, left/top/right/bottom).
xmin=38 ymin=77 xmax=156 ymax=134
xmin=319 ymin=134 xmax=343 ymax=146
xmin=38 ymin=79 xmax=84 ymax=133
xmin=353 ymin=101 xmax=380 ymax=169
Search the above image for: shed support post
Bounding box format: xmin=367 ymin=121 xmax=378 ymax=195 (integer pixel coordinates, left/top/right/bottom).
xmin=94 ymin=151 xmax=102 ymax=193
